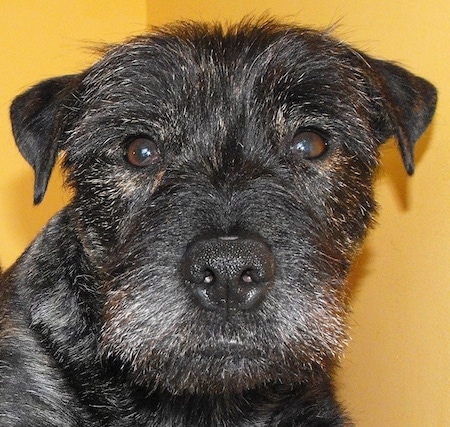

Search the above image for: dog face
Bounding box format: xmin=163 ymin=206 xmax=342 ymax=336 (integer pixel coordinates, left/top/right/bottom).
xmin=10 ymin=21 xmax=436 ymax=394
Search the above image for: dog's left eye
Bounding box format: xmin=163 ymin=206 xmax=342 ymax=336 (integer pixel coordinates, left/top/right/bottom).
xmin=289 ymin=130 xmax=327 ymax=160
xmin=126 ymin=137 xmax=161 ymax=167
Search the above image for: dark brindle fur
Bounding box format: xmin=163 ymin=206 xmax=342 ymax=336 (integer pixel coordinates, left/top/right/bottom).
xmin=0 ymin=19 xmax=436 ymax=426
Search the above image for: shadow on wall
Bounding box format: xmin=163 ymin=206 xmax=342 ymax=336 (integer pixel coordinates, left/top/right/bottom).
xmin=377 ymin=125 xmax=435 ymax=211
xmin=9 ymin=161 xmax=70 ymax=250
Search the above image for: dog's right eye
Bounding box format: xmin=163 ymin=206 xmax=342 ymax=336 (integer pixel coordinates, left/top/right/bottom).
xmin=126 ymin=137 xmax=161 ymax=167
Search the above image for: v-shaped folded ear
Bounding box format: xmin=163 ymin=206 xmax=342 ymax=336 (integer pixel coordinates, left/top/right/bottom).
xmin=365 ymin=57 xmax=437 ymax=174
xmin=10 ymin=75 xmax=81 ymax=204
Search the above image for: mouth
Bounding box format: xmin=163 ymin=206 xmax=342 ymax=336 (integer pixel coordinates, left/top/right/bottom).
xmin=191 ymin=335 xmax=271 ymax=362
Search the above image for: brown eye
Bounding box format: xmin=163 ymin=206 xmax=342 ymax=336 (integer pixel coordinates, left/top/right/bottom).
xmin=290 ymin=130 xmax=327 ymax=160
xmin=126 ymin=137 xmax=160 ymax=167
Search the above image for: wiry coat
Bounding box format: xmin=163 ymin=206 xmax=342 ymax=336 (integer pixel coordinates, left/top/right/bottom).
xmin=0 ymin=20 xmax=436 ymax=426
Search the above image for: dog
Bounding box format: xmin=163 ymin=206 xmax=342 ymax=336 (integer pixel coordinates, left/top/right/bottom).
xmin=0 ymin=19 xmax=436 ymax=426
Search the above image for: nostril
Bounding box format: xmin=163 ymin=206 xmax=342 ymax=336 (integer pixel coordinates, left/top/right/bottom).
xmin=241 ymin=269 xmax=255 ymax=284
xmin=203 ymin=269 xmax=215 ymax=285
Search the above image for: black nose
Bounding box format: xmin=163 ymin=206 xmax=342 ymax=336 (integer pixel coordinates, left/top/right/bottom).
xmin=182 ymin=235 xmax=275 ymax=313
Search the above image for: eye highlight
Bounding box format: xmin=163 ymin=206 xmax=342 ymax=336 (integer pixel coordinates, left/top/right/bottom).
xmin=126 ymin=137 xmax=161 ymax=167
xmin=289 ymin=130 xmax=327 ymax=160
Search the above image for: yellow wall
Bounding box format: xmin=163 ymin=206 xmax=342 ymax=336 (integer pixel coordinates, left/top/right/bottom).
xmin=1 ymin=1 xmax=449 ymax=426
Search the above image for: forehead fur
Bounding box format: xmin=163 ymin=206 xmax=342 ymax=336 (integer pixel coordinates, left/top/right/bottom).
xmin=83 ymin=19 xmax=367 ymax=105
xmin=60 ymin=19 xmax=379 ymax=176
xmin=72 ymin=19 xmax=372 ymax=156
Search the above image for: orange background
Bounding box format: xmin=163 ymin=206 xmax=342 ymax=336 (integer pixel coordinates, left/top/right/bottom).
xmin=1 ymin=2 xmax=449 ymax=425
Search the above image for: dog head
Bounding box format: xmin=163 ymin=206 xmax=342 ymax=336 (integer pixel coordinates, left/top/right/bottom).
xmin=10 ymin=20 xmax=436 ymax=394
